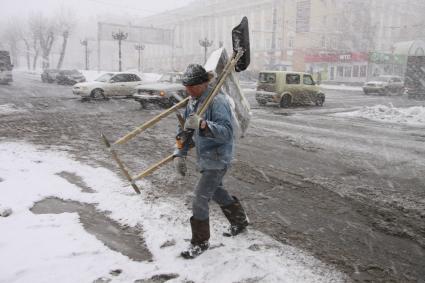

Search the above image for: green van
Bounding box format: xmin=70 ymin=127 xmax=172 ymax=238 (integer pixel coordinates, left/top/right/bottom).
xmin=255 ymin=71 xmax=325 ymax=107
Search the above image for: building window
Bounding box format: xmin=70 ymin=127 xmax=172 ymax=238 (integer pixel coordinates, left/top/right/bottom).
xmin=266 ymin=38 xmax=271 ymax=50
xmin=344 ymin=66 xmax=352 ymax=77
xmin=288 ymin=37 xmax=295 ymax=49
xmin=353 ymin=65 xmax=359 ymax=77
xmin=296 ymin=0 xmax=311 ymax=33
xmin=332 ymin=38 xmax=337 ymax=49
xmin=337 ymin=66 xmax=344 ymax=77
xmin=360 ymin=65 xmax=367 ymax=77
xmin=321 ymin=36 xmax=326 ymax=48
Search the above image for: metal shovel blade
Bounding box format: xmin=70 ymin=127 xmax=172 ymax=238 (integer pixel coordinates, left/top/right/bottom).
xmin=232 ymin=16 xmax=250 ymax=72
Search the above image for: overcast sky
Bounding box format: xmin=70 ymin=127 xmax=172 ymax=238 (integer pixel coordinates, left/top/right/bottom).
xmin=0 ymin=0 xmax=194 ymax=20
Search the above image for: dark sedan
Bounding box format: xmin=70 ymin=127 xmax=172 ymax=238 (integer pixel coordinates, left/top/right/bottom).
xmin=41 ymin=69 xmax=60 ymax=83
xmin=133 ymin=72 xmax=186 ymax=108
xmin=56 ymin=70 xmax=86 ymax=85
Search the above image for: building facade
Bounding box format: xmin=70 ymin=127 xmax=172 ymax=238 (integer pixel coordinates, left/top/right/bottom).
xmin=135 ymin=0 xmax=425 ymax=82
xmin=137 ymin=0 xmax=294 ymax=72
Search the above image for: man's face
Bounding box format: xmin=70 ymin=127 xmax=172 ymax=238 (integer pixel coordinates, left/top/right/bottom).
xmin=185 ymin=82 xmax=208 ymax=98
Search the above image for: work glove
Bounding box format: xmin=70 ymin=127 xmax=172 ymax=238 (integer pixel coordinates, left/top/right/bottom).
xmin=173 ymin=156 xmax=187 ymax=177
xmin=184 ymin=114 xmax=202 ymax=130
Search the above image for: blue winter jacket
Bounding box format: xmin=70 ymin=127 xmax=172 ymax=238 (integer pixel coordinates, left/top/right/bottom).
xmin=174 ymin=86 xmax=234 ymax=171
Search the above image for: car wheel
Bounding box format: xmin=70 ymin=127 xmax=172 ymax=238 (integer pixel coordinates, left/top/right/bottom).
xmin=315 ymin=93 xmax=325 ymax=106
xmin=139 ymin=101 xmax=147 ymax=109
xmin=381 ymin=88 xmax=389 ymax=96
xmin=363 ymin=90 xmax=369 ymax=95
xmin=90 ymin=88 xmax=106 ymax=100
xmin=280 ymin=94 xmax=292 ymax=108
xmin=256 ymin=99 xmax=266 ymax=106
xmin=166 ymin=97 xmax=179 ymax=108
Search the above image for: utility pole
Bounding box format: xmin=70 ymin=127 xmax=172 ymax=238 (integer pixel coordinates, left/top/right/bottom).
xmin=199 ymin=37 xmax=214 ymax=64
xmin=80 ymin=39 xmax=89 ymax=70
xmin=112 ymin=30 xmax=128 ymax=72
xmin=269 ymin=0 xmax=278 ymax=68
xmin=97 ymin=22 xmax=101 ymax=72
xmin=134 ymin=43 xmax=145 ymax=73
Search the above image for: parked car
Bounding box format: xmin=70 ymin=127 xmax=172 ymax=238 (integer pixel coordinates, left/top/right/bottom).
xmin=255 ymin=71 xmax=325 ymax=108
xmin=363 ymin=75 xmax=405 ymax=96
xmin=0 ymin=50 xmax=13 ymax=84
xmin=41 ymin=69 xmax=60 ymax=83
xmin=133 ymin=72 xmax=186 ymax=108
xmin=72 ymin=72 xmax=143 ymax=99
xmin=56 ymin=69 xmax=86 ymax=85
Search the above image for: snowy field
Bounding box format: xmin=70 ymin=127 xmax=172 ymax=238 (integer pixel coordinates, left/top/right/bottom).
xmin=335 ymin=104 xmax=425 ymax=127
xmin=0 ymin=142 xmax=347 ymax=283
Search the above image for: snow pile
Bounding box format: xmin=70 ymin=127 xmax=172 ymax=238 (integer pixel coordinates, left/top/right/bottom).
xmin=0 ymin=104 xmax=26 ymax=115
xmin=336 ymin=105 xmax=425 ymax=126
xmin=0 ymin=142 xmax=346 ymax=283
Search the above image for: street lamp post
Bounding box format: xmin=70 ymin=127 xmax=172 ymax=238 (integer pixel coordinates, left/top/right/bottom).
xmin=390 ymin=45 xmax=396 ymax=75
xmin=134 ymin=43 xmax=145 ymax=73
xmin=112 ymin=30 xmax=128 ymax=72
xmin=199 ymin=37 xmax=213 ymax=64
xmin=80 ymin=39 xmax=89 ymax=70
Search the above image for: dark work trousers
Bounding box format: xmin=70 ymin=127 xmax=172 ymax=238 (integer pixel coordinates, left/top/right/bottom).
xmin=193 ymin=169 xmax=235 ymax=221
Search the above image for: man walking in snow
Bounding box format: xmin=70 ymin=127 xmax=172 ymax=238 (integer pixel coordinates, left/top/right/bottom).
xmin=173 ymin=63 xmax=249 ymax=259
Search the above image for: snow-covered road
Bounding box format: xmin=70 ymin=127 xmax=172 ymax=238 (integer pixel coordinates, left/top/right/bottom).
xmin=1 ymin=71 xmax=424 ymax=282
xmin=0 ymin=142 xmax=346 ymax=283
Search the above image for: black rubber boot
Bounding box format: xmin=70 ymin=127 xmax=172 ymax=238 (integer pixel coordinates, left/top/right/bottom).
xmin=220 ymin=196 xmax=249 ymax=237
xmin=181 ymin=217 xmax=210 ymax=259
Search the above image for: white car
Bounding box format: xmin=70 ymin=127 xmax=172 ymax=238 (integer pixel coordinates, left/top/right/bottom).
xmin=73 ymin=72 xmax=143 ymax=99
xmin=363 ymin=75 xmax=405 ymax=96
xmin=133 ymin=72 xmax=186 ymax=108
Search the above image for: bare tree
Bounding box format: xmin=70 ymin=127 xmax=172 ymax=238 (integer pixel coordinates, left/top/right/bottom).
xmin=27 ymin=14 xmax=42 ymax=70
xmin=31 ymin=36 xmax=41 ymax=70
xmin=13 ymin=19 xmax=32 ymax=70
xmin=55 ymin=7 xmax=76 ymax=69
xmin=28 ymin=12 xmax=57 ymax=70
